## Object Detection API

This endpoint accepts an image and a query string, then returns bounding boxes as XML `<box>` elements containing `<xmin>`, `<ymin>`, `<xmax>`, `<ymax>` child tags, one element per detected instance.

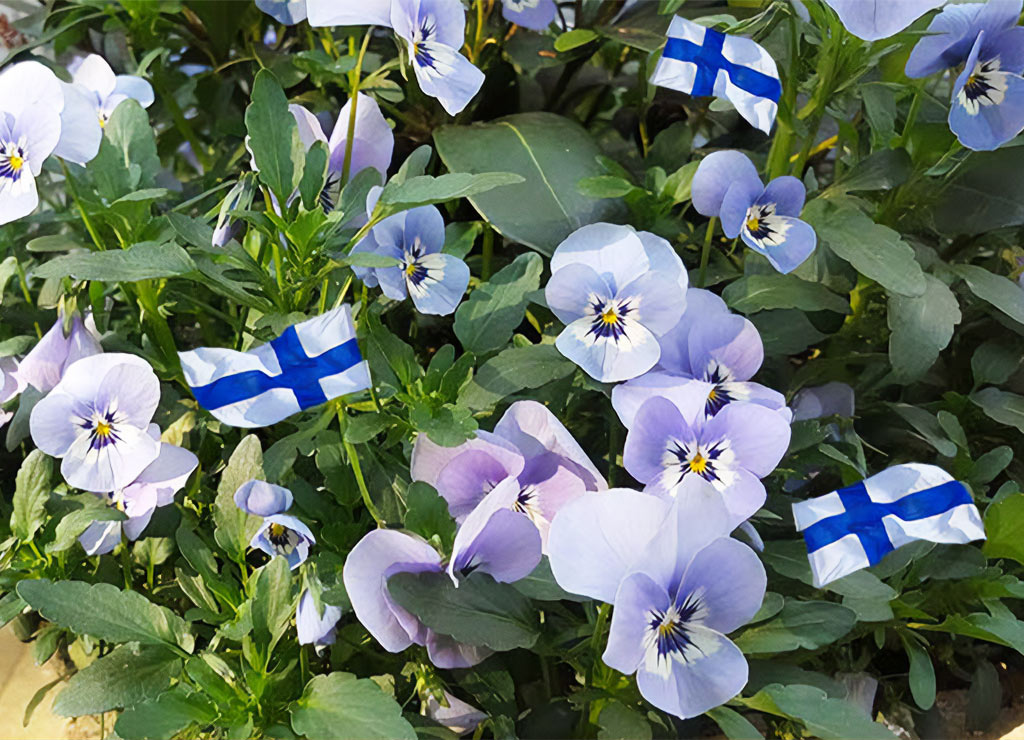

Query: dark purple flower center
<box><xmin>701</xmin><ymin>365</ymin><xmax>735</xmax><ymax>416</ymax></box>
<box><xmin>648</xmin><ymin>592</ymin><xmax>704</xmax><ymax>663</ymax></box>
<box><xmin>671</xmin><ymin>439</ymin><xmax>724</xmax><ymax>483</ymax></box>
<box><xmin>79</xmin><ymin>406</ymin><xmax>125</xmax><ymax>451</ymax></box>
<box><xmin>960</xmin><ymin>57</ymin><xmax>1007</xmax><ymax>113</ymax></box>
<box><xmin>267</xmin><ymin>522</ymin><xmax>301</xmax><ymax>555</ymax></box>
<box><xmin>586</xmin><ymin>297</ymin><xmax>633</xmax><ymax>343</ymax></box>
<box><xmin>413</xmin><ymin>17</ymin><xmax>438</xmax><ymax>69</ymax></box>
<box><xmin>0</xmin><ymin>140</ymin><xmax>27</xmax><ymax>183</ymax></box>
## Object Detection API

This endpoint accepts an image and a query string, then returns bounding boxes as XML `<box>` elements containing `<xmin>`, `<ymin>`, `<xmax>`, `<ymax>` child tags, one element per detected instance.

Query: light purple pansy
<box><xmin>251</xmin><ymin>514</ymin><xmax>315</xmax><ymax>569</ymax></box>
<box><xmin>824</xmin><ymin>0</ymin><xmax>944</xmax><ymax>41</ymax></box>
<box><xmin>791</xmin><ymin>381</ymin><xmax>855</xmax><ymax>421</ymax></box>
<box><xmin>622</xmin><ymin>394</ymin><xmax>791</xmax><ymax>524</ymax></box>
<box><xmin>296</xmin><ymin>589</ymin><xmax>342</xmax><ymax>653</ymax></box>
<box><xmin>424</xmin><ymin>691</ymin><xmax>487</xmax><ymax>736</ymax></box>
<box><xmin>446</xmin><ymin>476</ymin><xmax>543</xmax><ymax>584</ymax></box>
<box><xmin>15</xmin><ymin>310</ymin><xmax>102</xmax><ymax>393</ymax></box>
<box><xmin>411</xmin><ymin>400</ymin><xmax>602</xmax><ymax>549</ymax></box>
<box><xmin>612</xmin><ymin>288</ymin><xmax>790</xmax><ymax>428</ymax></box>
<box><xmin>545</xmin><ymin>223</ymin><xmax>689</xmax><ymax>383</ymax></box>
<box><xmin>502</xmin><ymin>0</ymin><xmax>557</xmax><ymax>31</ymax></box>
<box><xmin>67</xmin><ymin>54</ymin><xmax>154</xmax><ymax>128</ymax></box>
<box><xmin>0</xmin><ymin>356</ymin><xmax>26</xmax><ymax>429</ymax></box>
<box><xmin>79</xmin><ymin>429</ymin><xmax>198</xmax><ymax>555</ymax></box>
<box><xmin>691</xmin><ymin>151</ymin><xmax>816</xmax><ymax>274</ymax></box>
<box><xmin>256</xmin><ymin>0</ymin><xmax>308</xmax><ymax>25</ymax></box>
<box><xmin>234</xmin><ymin>479</ymin><xmax>294</xmax><ymax>517</ymax></box>
<box><xmin>352</xmin><ymin>194</ymin><xmax>470</xmax><ymax>315</ymax></box>
<box><xmin>906</xmin><ymin>0</ymin><xmax>1024</xmax><ymax>151</ymax></box>
<box><xmin>30</xmin><ymin>353</ymin><xmax>161</xmax><ymax>493</ymax></box>
<box><xmin>343</xmin><ymin>528</ymin><xmax>492</xmax><ymax>668</ymax></box>
<box><xmin>306</xmin><ymin>0</ymin><xmax>393</xmax><ymax>27</ymax></box>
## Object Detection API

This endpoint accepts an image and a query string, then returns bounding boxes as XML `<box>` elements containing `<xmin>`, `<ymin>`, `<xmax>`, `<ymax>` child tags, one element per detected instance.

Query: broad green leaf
<box><xmin>245</xmin><ymin>69</ymin><xmax>303</xmax><ymax>204</ymax></box>
<box><xmin>748</xmin><ymin>309</ymin><xmax>827</xmax><ymax>357</ymax></box>
<box><xmin>971</xmin><ymin>341</ymin><xmax>1021</xmax><ymax>387</ymax></box>
<box><xmin>734</xmin><ymin>599</ymin><xmax>856</xmax><ymax>653</ymax></box>
<box><xmin>705</xmin><ymin>706</ymin><xmax>764</xmax><ymax>739</ymax></box>
<box><xmin>53</xmin><ymin>643</ymin><xmax>180</xmax><ymax>716</ymax></box>
<box><xmin>887</xmin><ymin>274</ymin><xmax>961</xmax><ymax>380</ymax></box>
<box><xmin>826</xmin><ymin>149</ymin><xmax>911</xmax><ymax>195</ymax></box>
<box><xmin>458</xmin><ymin>343</ymin><xmax>575</xmax><ymax>411</ymax></box>
<box><xmin>378</xmin><ymin>172</ymin><xmax>524</xmax><ymax>213</ymax></box>
<box><xmin>11</xmin><ymin>449</ymin><xmax>52</xmax><ymax>542</ymax></box>
<box><xmin>33</xmin><ymin>242</ymin><xmax>197</xmax><ymax>282</ymax></box>
<box><xmin>299</xmin><ymin>140</ymin><xmax>330</xmax><ymax>212</ymax></box>
<box><xmin>967</xmin><ymin>661</ymin><xmax>1002</xmax><ymax>731</ymax></box>
<box><xmin>17</xmin><ymin>579</ymin><xmax>194</xmax><ymax>653</ymax></box>
<box><xmin>931</xmin><ymin>147</ymin><xmax>1024</xmax><ymax>234</ymax></box>
<box><xmin>454</xmin><ymin>253</ymin><xmax>543</xmax><ymax>354</ymax></box>
<box><xmin>983</xmin><ymin>494</ymin><xmax>1024</xmax><ymax>565</ymax></box>
<box><xmin>803</xmin><ymin>198</ymin><xmax>926</xmax><ymax>297</ymax></box>
<box><xmin>970</xmin><ymin>388</ymin><xmax>1024</xmax><ymax>435</ymax></box>
<box><xmin>901</xmin><ymin>635</ymin><xmax>936</xmax><ymax>710</ymax></box>
<box><xmin>115</xmin><ymin>685</ymin><xmax>218</xmax><ymax>740</ymax></box>
<box><xmin>723</xmin><ymin>274</ymin><xmax>850</xmax><ymax>315</ymax></box>
<box><xmin>577</xmin><ymin>175</ymin><xmax>637</xmax><ymax>198</ymax></box>
<box><xmin>513</xmin><ymin>557</ymin><xmax>587</xmax><ymax>602</ymax></box>
<box><xmin>890</xmin><ymin>403</ymin><xmax>957</xmax><ymax>457</ymax></box>
<box><xmin>554</xmin><ymin>28</ymin><xmax>599</xmax><ymax>51</ymax></box>
<box><xmin>388</xmin><ymin>571</ymin><xmax>540</xmax><ymax>650</ymax></box>
<box><xmin>48</xmin><ymin>506</ymin><xmax>126</xmax><ymax>553</ymax></box>
<box><xmin>403</xmin><ymin>482</ymin><xmax>456</xmax><ymax>551</ymax></box>
<box><xmin>744</xmin><ymin>684</ymin><xmax>897</xmax><ymax>740</ymax></box>
<box><xmin>434</xmin><ymin>113</ymin><xmax>624</xmax><ymax>255</ymax></box>
<box><xmin>0</xmin><ymin>591</ymin><xmax>27</xmax><ymax>628</ymax></box>
<box><xmin>214</xmin><ymin>435</ymin><xmax>264</xmax><ymax>561</ymax></box>
<box><xmin>101</xmin><ymin>99</ymin><xmax>160</xmax><ymax>193</ymax></box>
<box><xmin>597</xmin><ymin>701</ymin><xmax>652</xmax><ymax>740</ymax></box>
<box><xmin>954</xmin><ymin>264</ymin><xmax>1024</xmax><ymax>325</ymax></box>
<box><xmin>251</xmin><ymin>556</ymin><xmax>294</xmax><ymax>649</ymax></box>
<box><xmin>290</xmin><ymin>673</ymin><xmax>417</xmax><ymax>740</ymax></box>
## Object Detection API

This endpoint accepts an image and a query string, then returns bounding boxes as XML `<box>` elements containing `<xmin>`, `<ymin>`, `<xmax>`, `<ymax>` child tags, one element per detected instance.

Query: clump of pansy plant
<box><xmin>4</xmin><ymin>1</ymin><xmax>1024</xmax><ymax>738</ymax></box>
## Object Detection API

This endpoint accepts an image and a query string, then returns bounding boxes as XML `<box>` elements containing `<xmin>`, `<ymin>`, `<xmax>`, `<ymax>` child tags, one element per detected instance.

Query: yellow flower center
<box><xmin>689</xmin><ymin>452</ymin><xmax>708</xmax><ymax>475</ymax></box>
<box><xmin>707</xmin><ymin>387</ymin><xmax>718</xmax><ymax>401</ymax></box>
<box><xmin>8</xmin><ymin>154</ymin><xmax>23</xmax><ymax>172</ymax></box>
<box><xmin>404</xmin><ymin>262</ymin><xmax>418</xmax><ymax>277</ymax></box>
<box><xmin>269</xmin><ymin>522</ymin><xmax>286</xmax><ymax>538</ymax></box>
<box><xmin>745</xmin><ymin>216</ymin><xmax>760</xmax><ymax>233</ymax></box>
<box><xmin>600</xmin><ymin>307</ymin><xmax>620</xmax><ymax>325</ymax></box>
<box><xmin>94</xmin><ymin>420</ymin><xmax>113</xmax><ymax>438</ymax></box>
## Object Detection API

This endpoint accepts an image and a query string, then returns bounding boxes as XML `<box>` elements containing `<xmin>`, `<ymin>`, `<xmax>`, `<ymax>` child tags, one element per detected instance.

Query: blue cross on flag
<box><xmin>793</xmin><ymin>464</ymin><xmax>985</xmax><ymax>587</ymax></box>
<box><xmin>179</xmin><ymin>305</ymin><xmax>371</xmax><ymax>428</ymax></box>
<box><xmin>650</xmin><ymin>15</ymin><xmax>782</xmax><ymax>134</ymax></box>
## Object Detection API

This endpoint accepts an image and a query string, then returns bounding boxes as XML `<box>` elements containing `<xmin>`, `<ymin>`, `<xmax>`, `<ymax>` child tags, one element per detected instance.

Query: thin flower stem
<box><xmin>698</xmin><ymin>216</ymin><xmax>717</xmax><ymax>289</ymax></box>
<box><xmin>341</xmin><ymin>29</ymin><xmax>374</xmax><ymax>187</ymax></box>
<box><xmin>481</xmin><ymin>225</ymin><xmax>494</xmax><ymax>280</ymax></box>
<box><xmin>336</xmin><ymin>402</ymin><xmax>385</xmax><ymax>527</ymax></box>
<box><xmin>897</xmin><ymin>79</ymin><xmax>926</xmax><ymax>149</ymax></box>
<box><xmin>578</xmin><ymin>602</ymin><xmax>611</xmax><ymax>735</ymax></box>
<box><xmin>59</xmin><ymin>159</ymin><xmax>105</xmax><ymax>251</ymax></box>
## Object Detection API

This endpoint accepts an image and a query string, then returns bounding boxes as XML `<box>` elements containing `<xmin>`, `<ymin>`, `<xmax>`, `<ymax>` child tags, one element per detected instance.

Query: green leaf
<box><xmin>887</xmin><ymin>274</ymin><xmax>961</xmax><ymax>380</ymax></box>
<box><xmin>290</xmin><ymin>673</ymin><xmax>417</xmax><ymax>740</ymax></box>
<box><xmin>554</xmin><ymin>28</ymin><xmax>599</xmax><ymax>51</ymax></box>
<box><xmin>0</xmin><ymin>591</ymin><xmax>27</xmax><ymax>628</ymax></box>
<box><xmin>971</xmin><ymin>341</ymin><xmax>1021</xmax><ymax>387</ymax></box>
<box><xmin>803</xmin><ymin>198</ymin><xmax>926</xmax><ymax>297</ymax></box>
<box><xmin>115</xmin><ymin>685</ymin><xmax>217</xmax><ymax>740</ymax></box>
<box><xmin>404</xmin><ymin>482</ymin><xmax>456</xmax><ymax>551</ymax></box>
<box><xmin>11</xmin><ymin>449</ymin><xmax>52</xmax><ymax>542</ymax></box>
<box><xmin>901</xmin><ymin>634</ymin><xmax>936</xmax><ymax>710</ymax></box>
<box><xmin>967</xmin><ymin>661</ymin><xmax>1002</xmax><ymax>731</ymax></box>
<box><xmin>513</xmin><ymin>557</ymin><xmax>587</xmax><ymax>602</ymax></box>
<box><xmin>705</xmin><ymin>706</ymin><xmax>764</xmax><ymax>739</ymax></box>
<box><xmin>16</xmin><ymin>579</ymin><xmax>194</xmax><ymax>653</ymax></box>
<box><xmin>723</xmin><ymin>274</ymin><xmax>850</xmax><ymax>315</ymax></box>
<box><xmin>214</xmin><ymin>435</ymin><xmax>264</xmax><ymax>561</ymax></box>
<box><xmin>458</xmin><ymin>343</ymin><xmax>575</xmax><ymax>411</ymax></box>
<box><xmin>434</xmin><ymin>113</ymin><xmax>624</xmax><ymax>255</ymax></box>
<box><xmin>596</xmin><ymin>701</ymin><xmax>652</xmax><ymax>740</ymax></box>
<box><xmin>890</xmin><ymin>403</ymin><xmax>957</xmax><ymax>456</ymax></box>
<box><xmin>748</xmin><ymin>309</ymin><xmax>826</xmax><ymax>357</ymax></box>
<box><xmin>454</xmin><ymin>253</ymin><xmax>543</xmax><ymax>354</ymax></box>
<box><xmin>48</xmin><ymin>506</ymin><xmax>126</xmax><ymax>553</ymax></box>
<box><xmin>336</xmin><ymin>252</ymin><xmax>401</xmax><ymax>269</ymax></box>
<box><xmin>378</xmin><ymin>172</ymin><xmax>524</xmax><ymax>213</ymax></box>
<box><xmin>577</xmin><ymin>175</ymin><xmax>637</xmax><ymax>199</ymax></box>
<box><xmin>102</xmin><ymin>99</ymin><xmax>160</xmax><ymax>193</ymax></box>
<box><xmin>245</xmin><ymin>69</ymin><xmax>303</xmax><ymax>204</ymax></box>
<box><xmin>970</xmin><ymin>388</ymin><xmax>1024</xmax><ymax>435</ymax></box>
<box><xmin>734</xmin><ymin>599</ymin><xmax>857</xmax><ymax>653</ymax></box>
<box><xmin>251</xmin><ymin>556</ymin><xmax>294</xmax><ymax>648</ymax></box>
<box><xmin>300</xmin><ymin>140</ymin><xmax>330</xmax><ymax>212</ymax></box>
<box><xmin>953</xmin><ymin>264</ymin><xmax>1024</xmax><ymax>325</ymax></box>
<box><xmin>53</xmin><ymin>643</ymin><xmax>180</xmax><ymax>716</ymax></box>
<box><xmin>931</xmin><ymin>147</ymin><xmax>1024</xmax><ymax>234</ymax></box>
<box><xmin>745</xmin><ymin>684</ymin><xmax>897</xmax><ymax>740</ymax></box>
<box><xmin>33</xmin><ymin>242</ymin><xmax>197</xmax><ymax>282</ymax></box>
<box><xmin>388</xmin><ymin>571</ymin><xmax>540</xmax><ymax>651</ymax></box>
<box><xmin>983</xmin><ymin>494</ymin><xmax>1024</xmax><ymax>565</ymax></box>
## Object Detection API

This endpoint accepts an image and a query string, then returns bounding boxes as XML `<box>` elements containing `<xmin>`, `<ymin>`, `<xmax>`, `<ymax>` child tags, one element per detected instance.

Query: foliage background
<box><xmin>1</xmin><ymin>0</ymin><xmax>1024</xmax><ymax>738</ymax></box>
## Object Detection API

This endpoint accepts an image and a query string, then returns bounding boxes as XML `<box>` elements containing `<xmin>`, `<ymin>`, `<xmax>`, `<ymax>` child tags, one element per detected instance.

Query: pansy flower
<box><xmin>823</xmin><ymin>0</ymin><xmax>944</xmax><ymax>41</ymax></box>
<box><xmin>548</xmin><ymin>481</ymin><xmax>766</xmax><ymax>719</ymax></box>
<box><xmin>296</xmin><ymin>589</ymin><xmax>342</xmax><ymax>654</ymax></box>
<box><xmin>412</xmin><ymin>400</ymin><xmax>603</xmax><ymax>549</ymax></box>
<box><xmin>234</xmin><ymin>480</ymin><xmax>315</xmax><ymax>569</ymax></box>
<box><xmin>344</xmin><ymin>528</ymin><xmax>493</xmax><ymax>668</ymax></box>
<box><xmin>30</xmin><ymin>353</ymin><xmax>161</xmax><ymax>493</ymax></box>
<box><xmin>352</xmin><ymin>195</ymin><xmax>470</xmax><ymax>316</ymax></box>
<box><xmin>691</xmin><ymin>151</ymin><xmax>816</xmax><ymax>274</ymax></box>
<box><xmin>612</xmin><ymin>288</ymin><xmax>790</xmax><ymax>427</ymax></box>
<box><xmin>501</xmin><ymin>0</ymin><xmax>557</xmax><ymax>31</ymax></box>
<box><xmin>67</xmin><ymin>54</ymin><xmax>154</xmax><ymax>128</ymax></box>
<box><xmin>256</xmin><ymin>0</ymin><xmax>308</xmax><ymax>24</ymax></box>
<box><xmin>79</xmin><ymin>430</ymin><xmax>198</xmax><ymax>555</ymax></box>
<box><xmin>906</xmin><ymin>0</ymin><xmax>1024</xmax><ymax>150</ymax></box>
<box><xmin>15</xmin><ymin>310</ymin><xmax>102</xmax><ymax>394</ymax></box>
<box><xmin>623</xmin><ymin>394</ymin><xmax>790</xmax><ymax>524</ymax></box>
<box><xmin>306</xmin><ymin>0</ymin><xmax>392</xmax><ymax>27</ymax></box>
<box><xmin>424</xmin><ymin>692</ymin><xmax>487</xmax><ymax>737</ymax></box>
<box><xmin>544</xmin><ymin>223</ymin><xmax>688</xmax><ymax>383</ymax></box>
<box><xmin>0</xmin><ymin>356</ymin><xmax>25</xmax><ymax>429</ymax></box>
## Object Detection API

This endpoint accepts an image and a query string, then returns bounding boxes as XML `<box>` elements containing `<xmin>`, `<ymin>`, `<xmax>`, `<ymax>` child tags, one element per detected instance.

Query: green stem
<box><xmin>59</xmin><ymin>160</ymin><xmax>104</xmax><ymax>251</ymax></box>
<box><xmin>480</xmin><ymin>225</ymin><xmax>494</xmax><ymax>280</ymax></box>
<box><xmin>697</xmin><ymin>217</ymin><xmax>717</xmax><ymax>289</ymax></box>
<box><xmin>336</xmin><ymin>403</ymin><xmax>385</xmax><ymax>526</ymax></box>
<box><xmin>341</xmin><ymin>29</ymin><xmax>374</xmax><ymax>187</ymax></box>
<box><xmin>578</xmin><ymin>603</ymin><xmax>611</xmax><ymax>735</ymax></box>
<box><xmin>896</xmin><ymin>79</ymin><xmax>926</xmax><ymax>149</ymax></box>
<box><xmin>136</xmin><ymin>280</ymin><xmax>180</xmax><ymax>374</ymax></box>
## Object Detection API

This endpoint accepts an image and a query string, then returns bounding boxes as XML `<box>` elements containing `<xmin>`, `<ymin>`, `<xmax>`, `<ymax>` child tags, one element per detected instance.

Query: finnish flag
<box><xmin>793</xmin><ymin>464</ymin><xmax>986</xmax><ymax>587</ymax></box>
<box><xmin>179</xmin><ymin>305</ymin><xmax>371</xmax><ymax>428</ymax></box>
<box><xmin>650</xmin><ymin>15</ymin><xmax>782</xmax><ymax>134</ymax></box>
